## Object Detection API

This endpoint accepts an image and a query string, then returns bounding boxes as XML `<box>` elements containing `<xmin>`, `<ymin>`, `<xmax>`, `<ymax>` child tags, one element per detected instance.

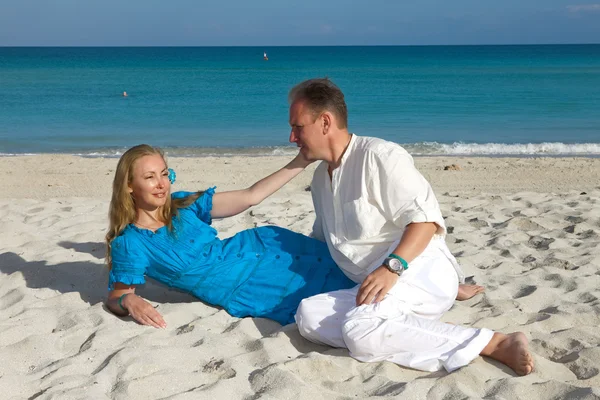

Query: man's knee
<box><xmin>341</xmin><ymin>316</ymin><xmax>380</xmax><ymax>358</ymax></box>
<box><xmin>295</xmin><ymin>297</ymin><xmax>322</xmax><ymax>339</ymax></box>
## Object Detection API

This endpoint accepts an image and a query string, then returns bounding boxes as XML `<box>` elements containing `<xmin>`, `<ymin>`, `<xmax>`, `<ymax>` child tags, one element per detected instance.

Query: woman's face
<box><xmin>128</xmin><ymin>154</ymin><xmax>170</xmax><ymax>211</ymax></box>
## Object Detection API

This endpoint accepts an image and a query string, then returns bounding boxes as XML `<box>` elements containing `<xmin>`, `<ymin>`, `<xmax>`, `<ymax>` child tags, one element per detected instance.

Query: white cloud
<box><xmin>567</xmin><ymin>4</ymin><xmax>600</xmax><ymax>12</ymax></box>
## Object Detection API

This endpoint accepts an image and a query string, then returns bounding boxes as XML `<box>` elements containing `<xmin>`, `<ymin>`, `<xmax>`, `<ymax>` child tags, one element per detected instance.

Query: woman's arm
<box><xmin>107</xmin><ymin>283</ymin><xmax>167</xmax><ymax>328</ymax></box>
<box><xmin>210</xmin><ymin>153</ymin><xmax>312</xmax><ymax>219</ymax></box>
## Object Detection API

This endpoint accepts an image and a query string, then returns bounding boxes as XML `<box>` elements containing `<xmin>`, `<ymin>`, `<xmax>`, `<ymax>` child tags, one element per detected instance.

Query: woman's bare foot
<box><xmin>456</xmin><ymin>284</ymin><xmax>485</xmax><ymax>301</ymax></box>
<box><xmin>481</xmin><ymin>332</ymin><xmax>534</xmax><ymax>376</ymax></box>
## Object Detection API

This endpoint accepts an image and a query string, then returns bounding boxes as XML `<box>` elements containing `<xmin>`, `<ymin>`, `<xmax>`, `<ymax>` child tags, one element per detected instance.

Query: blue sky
<box><xmin>1</xmin><ymin>0</ymin><xmax>599</xmax><ymax>46</ymax></box>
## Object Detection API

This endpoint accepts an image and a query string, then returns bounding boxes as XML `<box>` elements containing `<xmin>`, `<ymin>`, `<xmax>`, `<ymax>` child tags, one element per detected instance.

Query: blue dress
<box><xmin>109</xmin><ymin>188</ymin><xmax>356</xmax><ymax>325</ymax></box>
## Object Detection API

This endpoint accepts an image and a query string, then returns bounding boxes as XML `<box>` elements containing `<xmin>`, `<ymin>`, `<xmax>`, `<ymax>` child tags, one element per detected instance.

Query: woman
<box><xmin>105</xmin><ymin>144</ymin><xmax>356</xmax><ymax>327</ymax></box>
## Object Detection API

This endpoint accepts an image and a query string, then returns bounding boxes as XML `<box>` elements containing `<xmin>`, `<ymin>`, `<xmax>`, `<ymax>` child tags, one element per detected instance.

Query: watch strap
<box><xmin>388</xmin><ymin>253</ymin><xmax>409</xmax><ymax>270</ymax></box>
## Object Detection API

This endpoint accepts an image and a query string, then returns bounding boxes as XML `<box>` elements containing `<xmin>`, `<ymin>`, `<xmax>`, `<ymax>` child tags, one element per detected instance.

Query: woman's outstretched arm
<box><xmin>107</xmin><ymin>283</ymin><xmax>167</xmax><ymax>329</ymax></box>
<box><xmin>210</xmin><ymin>153</ymin><xmax>312</xmax><ymax>219</ymax></box>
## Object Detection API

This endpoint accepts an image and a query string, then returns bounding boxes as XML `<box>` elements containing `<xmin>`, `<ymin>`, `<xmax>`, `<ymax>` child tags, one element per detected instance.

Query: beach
<box><xmin>1</xmin><ymin>154</ymin><xmax>600</xmax><ymax>399</ymax></box>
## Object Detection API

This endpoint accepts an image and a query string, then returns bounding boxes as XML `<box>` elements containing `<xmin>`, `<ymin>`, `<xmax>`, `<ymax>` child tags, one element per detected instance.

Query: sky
<box><xmin>1</xmin><ymin>0</ymin><xmax>599</xmax><ymax>46</ymax></box>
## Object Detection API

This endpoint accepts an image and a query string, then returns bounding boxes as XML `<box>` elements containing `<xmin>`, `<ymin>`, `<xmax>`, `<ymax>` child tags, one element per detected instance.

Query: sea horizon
<box><xmin>2</xmin><ymin>43</ymin><xmax>599</xmax><ymax>47</ymax></box>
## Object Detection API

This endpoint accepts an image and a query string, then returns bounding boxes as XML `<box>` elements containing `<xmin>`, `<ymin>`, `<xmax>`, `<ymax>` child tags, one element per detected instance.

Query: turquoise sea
<box><xmin>1</xmin><ymin>45</ymin><xmax>599</xmax><ymax>156</ymax></box>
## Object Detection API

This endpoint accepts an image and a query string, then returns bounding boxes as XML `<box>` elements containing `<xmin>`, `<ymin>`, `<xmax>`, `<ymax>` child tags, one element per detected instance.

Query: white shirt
<box><xmin>311</xmin><ymin>134</ymin><xmax>465</xmax><ymax>283</ymax></box>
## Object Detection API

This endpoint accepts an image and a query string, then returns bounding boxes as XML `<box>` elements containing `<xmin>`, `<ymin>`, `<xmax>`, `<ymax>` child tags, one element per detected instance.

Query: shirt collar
<box><xmin>338</xmin><ymin>133</ymin><xmax>357</xmax><ymax>168</ymax></box>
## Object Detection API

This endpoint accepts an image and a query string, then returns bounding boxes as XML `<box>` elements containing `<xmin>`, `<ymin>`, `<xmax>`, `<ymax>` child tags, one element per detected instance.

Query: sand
<box><xmin>1</xmin><ymin>154</ymin><xmax>600</xmax><ymax>399</ymax></box>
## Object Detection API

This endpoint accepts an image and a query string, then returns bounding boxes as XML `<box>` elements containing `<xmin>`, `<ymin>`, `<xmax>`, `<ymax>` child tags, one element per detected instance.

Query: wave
<box><xmin>2</xmin><ymin>142</ymin><xmax>600</xmax><ymax>157</ymax></box>
<box><xmin>405</xmin><ymin>142</ymin><xmax>600</xmax><ymax>156</ymax></box>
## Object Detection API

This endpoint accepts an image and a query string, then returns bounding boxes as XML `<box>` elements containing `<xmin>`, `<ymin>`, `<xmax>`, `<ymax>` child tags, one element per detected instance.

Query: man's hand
<box><xmin>123</xmin><ymin>294</ymin><xmax>167</xmax><ymax>329</ymax></box>
<box><xmin>356</xmin><ymin>266</ymin><xmax>399</xmax><ymax>306</ymax></box>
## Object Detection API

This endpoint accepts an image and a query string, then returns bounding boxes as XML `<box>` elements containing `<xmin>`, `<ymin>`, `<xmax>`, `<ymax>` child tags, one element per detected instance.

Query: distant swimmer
<box><xmin>263</xmin><ymin>52</ymin><xmax>268</xmax><ymax>61</ymax></box>
<box><xmin>123</xmin><ymin>91</ymin><xmax>128</xmax><ymax>97</ymax></box>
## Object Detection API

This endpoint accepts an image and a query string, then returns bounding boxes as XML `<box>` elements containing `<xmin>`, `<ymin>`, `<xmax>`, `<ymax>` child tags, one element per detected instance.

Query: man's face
<box><xmin>289</xmin><ymin>100</ymin><xmax>324</xmax><ymax>161</ymax></box>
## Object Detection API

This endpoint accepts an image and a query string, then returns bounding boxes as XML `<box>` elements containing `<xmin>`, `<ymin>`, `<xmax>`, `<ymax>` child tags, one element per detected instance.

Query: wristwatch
<box><xmin>383</xmin><ymin>257</ymin><xmax>404</xmax><ymax>275</ymax></box>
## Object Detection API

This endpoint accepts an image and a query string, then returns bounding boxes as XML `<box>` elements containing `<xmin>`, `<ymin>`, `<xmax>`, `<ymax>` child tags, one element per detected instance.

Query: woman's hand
<box><xmin>122</xmin><ymin>294</ymin><xmax>167</xmax><ymax>329</ymax></box>
<box><xmin>290</xmin><ymin>150</ymin><xmax>314</xmax><ymax>169</ymax></box>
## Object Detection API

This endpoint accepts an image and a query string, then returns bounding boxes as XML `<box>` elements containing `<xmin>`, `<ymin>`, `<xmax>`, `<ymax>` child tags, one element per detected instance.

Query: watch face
<box><xmin>387</xmin><ymin>258</ymin><xmax>401</xmax><ymax>271</ymax></box>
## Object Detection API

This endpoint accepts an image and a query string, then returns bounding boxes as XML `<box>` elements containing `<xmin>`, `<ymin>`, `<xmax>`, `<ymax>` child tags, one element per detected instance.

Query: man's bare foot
<box><xmin>456</xmin><ymin>284</ymin><xmax>485</xmax><ymax>301</ymax></box>
<box><xmin>481</xmin><ymin>332</ymin><xmax>534</xmax><ymax>376</ymax></box>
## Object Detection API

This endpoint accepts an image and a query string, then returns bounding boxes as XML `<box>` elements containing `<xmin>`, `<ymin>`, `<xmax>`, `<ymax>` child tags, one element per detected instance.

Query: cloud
<box><xmin>567</xmin><ymin>4</ymin><xmax>600</xmax><ymax>12</ymax></box>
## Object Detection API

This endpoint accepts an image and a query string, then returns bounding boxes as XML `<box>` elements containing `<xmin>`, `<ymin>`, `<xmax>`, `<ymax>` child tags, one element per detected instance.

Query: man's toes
<box><xmin>518</xmin><ymin>350</ymin><xmax>534</xmax><ymax>375</ymax></box>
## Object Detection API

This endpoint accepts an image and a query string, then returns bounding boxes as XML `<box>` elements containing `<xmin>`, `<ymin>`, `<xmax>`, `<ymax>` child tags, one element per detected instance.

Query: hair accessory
<box><xmin>168</xmin><ymin>168</ymin><xmax>176</xmax><ymax>184</ymax></box>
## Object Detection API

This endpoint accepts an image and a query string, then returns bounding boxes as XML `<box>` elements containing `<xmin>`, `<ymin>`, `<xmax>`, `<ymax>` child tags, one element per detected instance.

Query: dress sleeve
<box><xmin>367</xmin><ymin>146</ymin><xmax>446</xmax><ymax>235</ymax></box>
<box><xmin>193</xmin><ymin>186</ymin><xmax>216</xmax><ymax>224</ymax></box>
<box><xmin>108</xmin><ymin>235</ymin><xmax>148</xmax><ymax>291</ymax></box>
<box><xmin>172</xmin><ymin>187</ymin><xmax>216</xmax><ymax>225</ymax></box>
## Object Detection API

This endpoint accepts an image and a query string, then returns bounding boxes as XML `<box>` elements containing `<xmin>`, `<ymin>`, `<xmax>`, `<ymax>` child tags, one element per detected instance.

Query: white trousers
<box><xmin>295</xmin><ymin>245</ymin><xmax>494</xmax><ymax>372</ymax></box>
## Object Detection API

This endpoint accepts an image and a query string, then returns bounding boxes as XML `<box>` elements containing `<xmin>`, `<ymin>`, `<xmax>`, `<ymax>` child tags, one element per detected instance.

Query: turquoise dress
<box><xmin>109</xmin><ymin>188</ymin><xmax>355</xmax><ymax>325</ymax></box>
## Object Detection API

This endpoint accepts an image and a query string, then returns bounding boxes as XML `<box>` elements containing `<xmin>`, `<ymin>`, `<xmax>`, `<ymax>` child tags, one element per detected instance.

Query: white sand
<box><xmin>1</xmin><ymin>155</ymin><xmax>600</xmax><ymax>399</ymax></box>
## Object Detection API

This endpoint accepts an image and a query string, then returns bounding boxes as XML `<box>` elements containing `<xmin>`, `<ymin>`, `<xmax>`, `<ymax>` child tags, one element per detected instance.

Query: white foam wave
<box><xmin>407</xmin><ymin>142</ymin><xmax>600</xmax><ymax>156</ymax></box>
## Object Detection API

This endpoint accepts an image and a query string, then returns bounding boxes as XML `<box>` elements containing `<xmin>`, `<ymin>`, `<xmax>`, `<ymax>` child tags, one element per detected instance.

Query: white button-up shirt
<box><xmin>311</xmin><ymin>134</ymin><xmax>464</xmax><ymax>283</ymax></box>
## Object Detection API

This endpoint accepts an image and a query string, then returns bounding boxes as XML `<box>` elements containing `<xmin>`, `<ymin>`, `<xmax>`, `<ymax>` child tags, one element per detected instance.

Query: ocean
<box><xmin>1</xmin><ymin>45</ymin><xmax>599</xmax><ymax>156</ymax></box>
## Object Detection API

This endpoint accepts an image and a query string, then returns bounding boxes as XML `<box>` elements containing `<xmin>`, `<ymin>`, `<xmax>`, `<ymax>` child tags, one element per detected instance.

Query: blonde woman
<box><xmin>105</xmin><ymin>144</ymin><xmax>355</xmax><ymax>327</ymax></box>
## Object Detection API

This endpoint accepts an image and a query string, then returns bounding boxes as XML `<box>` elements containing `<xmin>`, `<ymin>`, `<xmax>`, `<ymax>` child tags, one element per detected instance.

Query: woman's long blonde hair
<box><xmin>105</xmin><ymin>144</ymin><xmax>201</xmax><ymax>269</ymax></box>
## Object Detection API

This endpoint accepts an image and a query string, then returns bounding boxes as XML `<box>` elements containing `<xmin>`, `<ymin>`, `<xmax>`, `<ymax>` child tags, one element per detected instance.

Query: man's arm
<box><xmin>356</xmin><ymin>222</ymin><xmax>436</xmax><ymax>306</ymax></box>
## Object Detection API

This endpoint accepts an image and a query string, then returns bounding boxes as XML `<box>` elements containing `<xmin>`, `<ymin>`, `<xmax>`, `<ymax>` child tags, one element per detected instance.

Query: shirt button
<box><xmin>203</xmin><ymin>253</ymin><xmax>208</xmax><ymax>257</ymax></box>
<box><xmin>318</xmin><ymin>257</ymin><xmax>322</xmax><ymax>262</ymax></box>
<box><xmin>190</xmin><ymin>239</ymin><xmax>195</xmax><ymax>243</ymax></box>
<box><xmin>256</xmin><ymin>254</ymin><xmax>261</xmax><ymax>258</ymax></box>
<box><xmin>218</xmin><ymin>256</ymin><xmax>222</xmax><ymax>260</ymax></box>
<box><xmin>237</xmin><ymin>254</ymin><xmax>242</xmax><ymax>258</ymax></box>
<box><xmin>275</xmin><ymin>255</ymin><xmax>280</xmax><ymax>259</ymax></box>
<box><xmin>295</xmin><ymin>256</ymin><xmax>300</xmax><ymax>260</ymax></box>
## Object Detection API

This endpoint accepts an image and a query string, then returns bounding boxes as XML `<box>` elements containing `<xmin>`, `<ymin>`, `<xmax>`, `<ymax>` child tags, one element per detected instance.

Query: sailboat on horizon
<box><xmin>263</xmin><ymin>51</ymin><xmax>268</xmax><ymax>61</ymax></box>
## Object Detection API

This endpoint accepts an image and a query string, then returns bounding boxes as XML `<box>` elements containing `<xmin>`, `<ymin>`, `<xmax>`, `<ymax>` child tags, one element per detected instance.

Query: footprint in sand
<box><xmin>567</xmin><ymin>360</ymin><xmax>600</xmax><ymax>380</ymax></box>
<box><xmin>468</xmin><ymin>217</ymin><xmax>489</xmax><ymax>228</ymax></box>
<box><xmin>577</xmin><ymin>229</ymin><xmax>598</xmax><ymax>239</ymax></box>
<box><xmin>544</xmin><ymin>257</ymin><xmax>578</xmax><ymax>271</ymax></box>
<box><xmin>514</xmin><ymin>285</ymin><xmax>537</xmax><ymax>299</ymax></box>
<box><xmin>527</xmin><ymin>236</ymin><xmax>554</xmax><ymax>250</ymax></box>
<box><xmin>243</xmin><ymin>339</ymin><xmax>265</xmax><ymax>353</ymax></box>
<box><xmin>201</xmin><ymin>358</ymin><xmax>236</xmax><ymax>379</ymax></box>
<box><xmin>176</xmin><ymin>323</ymin><xmax>195</xmax><ymax>335</ymax></box>
<box><xmin>539</xmin><ymin>306</ymin><xmax>560</xmax><ymax>314</ymax></box>
<box><xmin>524</xmin><ymin>313</ymin><xmax>551</xmax><ymax>324</ymax></box>
<box><xmin>565</xmin><ymin>216</ymin><xmax>584</xmax><ymax>224</ymax></box>
<box><xmin>577</xmin><ymin>292</ymin><xmax>597</xmax><ymax>304</ymax></box>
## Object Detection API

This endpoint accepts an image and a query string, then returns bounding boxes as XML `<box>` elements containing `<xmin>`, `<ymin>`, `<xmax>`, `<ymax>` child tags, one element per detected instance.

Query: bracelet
<box><xmin>118</xmin><ymin>293</ymin><xmax>131</xmax><ymax>311</ymax></box>
<box><xmin>388</xmin><ymin>253</ymin><xmax>409</xmax><ymax>270</ymax></box>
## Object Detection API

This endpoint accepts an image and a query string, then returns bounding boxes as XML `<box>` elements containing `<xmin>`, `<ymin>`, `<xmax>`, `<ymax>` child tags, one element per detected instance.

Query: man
<box><xmin>289</xmin><ymin>78</ymin><xmax>533</xmax><ymax>375</ymax></box>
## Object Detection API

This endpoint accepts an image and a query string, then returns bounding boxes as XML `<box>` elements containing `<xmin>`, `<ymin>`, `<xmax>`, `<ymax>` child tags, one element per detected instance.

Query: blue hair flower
<box><xmin>168</xmin><ymin>168</ymin><xmax>176</xmax><ymax>184</ymax></box>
